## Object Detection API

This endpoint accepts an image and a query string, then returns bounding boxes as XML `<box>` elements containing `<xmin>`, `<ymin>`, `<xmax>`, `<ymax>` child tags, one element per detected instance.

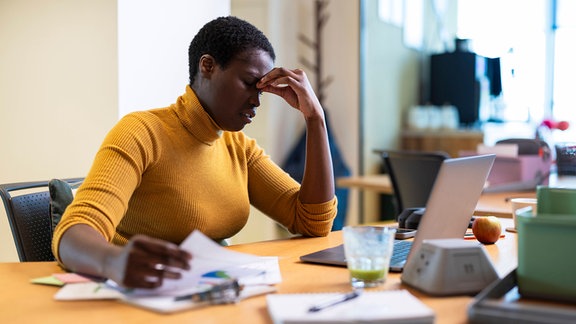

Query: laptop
<box><xmin>300</xmin><ymin>154</ymin><xmax>496</xmax><ymax>272</ymax></box>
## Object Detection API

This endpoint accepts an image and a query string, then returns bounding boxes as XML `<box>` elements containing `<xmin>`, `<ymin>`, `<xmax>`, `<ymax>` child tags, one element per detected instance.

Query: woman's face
<box><xmin>199</xmin><ymin>49</ymin><xmax>274</xmax><ymax>131</ymax></box>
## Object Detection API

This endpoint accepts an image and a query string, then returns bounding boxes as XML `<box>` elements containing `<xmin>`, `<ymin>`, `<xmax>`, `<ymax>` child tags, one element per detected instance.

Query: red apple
<box><xmin>472</xmin><ymin>216</ymin><xmax>502</xmax><ymax>244</ymax></box>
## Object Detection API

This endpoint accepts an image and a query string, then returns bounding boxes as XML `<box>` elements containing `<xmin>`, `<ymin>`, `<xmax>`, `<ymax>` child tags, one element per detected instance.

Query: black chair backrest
<box><xmin>0</xmin><ymin>178</ymin><xmax>82</xmax><ymax>262</ymax></box>
<box><xmin>380</xmin><ymin>150</ymin><xmax>449</xmax><ymax>216</ymax></box>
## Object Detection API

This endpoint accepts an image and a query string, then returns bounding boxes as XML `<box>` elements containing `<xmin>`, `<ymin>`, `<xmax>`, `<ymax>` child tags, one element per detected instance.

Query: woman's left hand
<box><xmin>257</xmin><ymin>67</ymin><xmax>323</xmax><ymax>119</ymax></box>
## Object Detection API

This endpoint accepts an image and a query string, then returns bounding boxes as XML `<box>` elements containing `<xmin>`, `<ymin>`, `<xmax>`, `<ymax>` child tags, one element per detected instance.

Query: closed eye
<box><xmin>243</xmin><ymin>79</ymin><xmax>262</xmax><ymax>96</ymax></box>
<box><xmin>243</xmin><ymin>79</ymin><xmax>257</xmax><ymax>88</ymax></box>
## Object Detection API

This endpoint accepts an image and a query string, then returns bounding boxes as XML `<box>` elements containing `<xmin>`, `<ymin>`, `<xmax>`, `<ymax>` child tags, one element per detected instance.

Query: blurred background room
<box><xmin>1</xmin><ymin>0</ymin><xmax>574</xmax><ymax>261</ymax></box>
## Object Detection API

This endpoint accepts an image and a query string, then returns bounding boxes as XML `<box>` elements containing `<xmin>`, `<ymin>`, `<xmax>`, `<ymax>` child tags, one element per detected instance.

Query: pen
<box><xmin>308</xmin><ymin>290</ymin><xmax>361</xmax><ymax>313</ymax></box>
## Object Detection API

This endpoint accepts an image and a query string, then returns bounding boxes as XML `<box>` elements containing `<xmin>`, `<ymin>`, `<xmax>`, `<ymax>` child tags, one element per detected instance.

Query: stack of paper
<box><xmin>53</xmin><ymin>230</ymin><xmax>281</xmax><ymax>313</ymax></box>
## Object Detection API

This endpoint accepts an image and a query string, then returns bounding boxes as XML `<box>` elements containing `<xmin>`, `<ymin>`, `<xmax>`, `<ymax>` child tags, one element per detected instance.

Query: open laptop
<box><xmin>300</xmin><ymin>154</ymin><xmax>496</xmax><ymax>272</ymax></box>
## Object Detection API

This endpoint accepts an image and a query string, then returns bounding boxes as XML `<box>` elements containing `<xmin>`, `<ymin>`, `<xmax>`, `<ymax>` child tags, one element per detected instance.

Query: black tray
<box><xmin>468</xmin><ymin>269</ymin><xmax>576</xmax><ymax>324</ymax></box>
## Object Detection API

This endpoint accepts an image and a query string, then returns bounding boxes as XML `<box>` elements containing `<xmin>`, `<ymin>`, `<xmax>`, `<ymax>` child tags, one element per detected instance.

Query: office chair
<box><xmin>0</xmin><ymin>178</ymin><xmax>83</xmax><ymax>262</ymax></box>
<box><xmin>378</xmin><ymin>150</ymin><xmax>449</xmax><ymax>218</ymax></box>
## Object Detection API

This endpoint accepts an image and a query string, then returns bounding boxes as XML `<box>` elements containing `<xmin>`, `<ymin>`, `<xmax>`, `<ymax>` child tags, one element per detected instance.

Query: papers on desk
<box><xmin>125</xmin><ymin>230</ymin><xmax>281</xmax><ymax>298</ymax></box>
<box><xmin>266</xmin><ymin>290</ymin><xmax>435</xmax><ymax>323</ymax></box>
<box><xmin>53</xmin><ymin>230</ymin><xmax>281</xmax><ymax>313</ymax></box>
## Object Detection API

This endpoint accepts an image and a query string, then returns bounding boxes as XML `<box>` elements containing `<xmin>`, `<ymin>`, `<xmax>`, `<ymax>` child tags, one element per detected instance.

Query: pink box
<box><xmin>487</xmin><ymin>155</ymin><xmax>551</xmax><ymax>186</ymax></box>
<box><xmin>460</xmin><ymin>152</ymin><xmax>552</xmax><ymax>188</ymax></box>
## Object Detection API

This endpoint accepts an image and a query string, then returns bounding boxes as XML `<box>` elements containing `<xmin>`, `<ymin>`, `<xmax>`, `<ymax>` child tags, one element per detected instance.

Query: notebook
<box><xmin>266</xmin><ymin>289</ymin><xmax>434</xmax><ymax>323</ymax></box>
<box><xmin>300</xmin><ymin>154</ymin><xmax>496</xmax><ymax>272</ymax></box>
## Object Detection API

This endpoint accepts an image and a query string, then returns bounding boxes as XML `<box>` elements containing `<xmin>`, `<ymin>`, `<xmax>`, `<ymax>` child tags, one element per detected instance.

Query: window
<box><xmin>552</xmin><ymin>0</ymin><xmax>576</xmax><ymax>142</ymax></box>
<box><xmin>458</xmin><ymin>0</ymin><xmax>575</xmax><ymax>142</ymax></box>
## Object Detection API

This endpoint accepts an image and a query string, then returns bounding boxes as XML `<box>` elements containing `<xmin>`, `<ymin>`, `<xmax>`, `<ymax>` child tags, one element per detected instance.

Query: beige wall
<box><xmin>0</xmin><ymin>0</ymin><xmax>118</xmax><ymax>261</ymax></box>
<box><xmin>316</xmin><ymin>0</ymin><xmax>361</xmax><ymax>225</ymax></box>
<box><xmin>360</xmin><ymin>0</ymin><xmax>458</xmax><ymax>222</ymax></box>
<box><xmin>0</xmin><ymin>0</ymin><xmax>118</xmax><ymax>183</ymax></box>
<box><xmin>361</xmin><ymin>0</ymin><xmax>421</xmax><ymax>222</ymax></box>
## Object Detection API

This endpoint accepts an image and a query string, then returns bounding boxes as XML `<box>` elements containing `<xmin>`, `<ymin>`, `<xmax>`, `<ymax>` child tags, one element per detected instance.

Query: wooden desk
<box><xmin>1</xmin><ymin>222</ymin><xmax>516</xmax><ymax>323</ymax></box>
<box><xmin>474</xmin><ymin>191</ymin><xmax>536</xmax><ymax>217</ymax></box>
<box><xmin>336</xmin><ymin>174</ymin><xmax>393</xmax><ymax>195</ymax></box>
<box><xmin>476</xmin><ymin>174</ymin><xmax>576</xmax><ymax>217</ymax></box>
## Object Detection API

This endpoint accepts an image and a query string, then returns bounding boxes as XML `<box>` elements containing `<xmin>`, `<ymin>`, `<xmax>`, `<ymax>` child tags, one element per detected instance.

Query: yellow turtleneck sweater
<box><xmin>52</xmin><ymin>86</ymin><xmax>337</xmax><ymax>261</ymax></box>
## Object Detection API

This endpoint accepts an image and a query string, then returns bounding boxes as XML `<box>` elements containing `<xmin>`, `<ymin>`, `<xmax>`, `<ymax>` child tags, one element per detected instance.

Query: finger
<box><xmin>259</xmin><ymin>85</ymin><xmax>299</xmax><ymax>109</ymax></box>
<box><xmin>121</xmin><ymin>241</ymin><xmax>179</xmax><ymax>288</ymax></box>
<box><xmin>259</xmin><ymin>84</ymin><xmax>289</xmax><ymax>96</ymax></box>
<box><xmin>259</xmin><ymin>74</ymin><xmax>300</xmax><ymax>97</ymax></box>
<box><xmin>257</xmin><ymin>67</ymin><xmax>282</xmax><ymax>86</ymax></box>
<box><xmin>132</xmin><ymin>236</ymin><xmax>192</xmax><ymax>270</ymax></box>
<box><xmin>152</xmin><ymin>263</ymin><xmax>185</xmax><ymax>280</ymax></box>
<box><xmin>257</xmin><ymin>67</ymin><xmax>299</xmax><ymax>88</ymax></box>
<box><xmin>122</xmin><ymin>254</ymin><xmax>166</xmax><ymax>288</ymax></box>
<box><xmin>260</xmin><ymin>75</ymin><xmax>299</xmax><ymax>91</ymax></box>
<box><xmin>162</xmin><ymin>269</ymin><xmax>183</xmax><ymax>280</ymax></box>
<box><xmin>124</xmin><ymin>274</ymin><xmax>163</xmax><ymax>289</ymax></box>
<box><xmin>122</xmin><ymin>266</ymin><xmax>164</xmax><ymax>289</ymax></box>
<box><xmin>144</xmin><ymin>263</ymin><xmax>185</xmax><ymax>285</ymax></box>
<box><xmin>144</xmin><ymin>254</ymin><xmax>190</xmax><ymax>279</ymax></box>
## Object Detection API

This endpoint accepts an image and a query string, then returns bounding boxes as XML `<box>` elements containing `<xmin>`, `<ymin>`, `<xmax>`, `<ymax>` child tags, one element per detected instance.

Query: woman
<box><xmin>52</xmin><ymin>16</ymin><xmax>337</xmax><ymax>289</ymax></box>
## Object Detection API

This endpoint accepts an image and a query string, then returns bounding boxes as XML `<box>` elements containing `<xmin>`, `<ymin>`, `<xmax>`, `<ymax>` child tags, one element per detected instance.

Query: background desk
<box><xmin>1</xmin><ymin>221</ymin><xmax>516</xmax><ymax>323</ymax></box>
<box><xmin>337</xmin><ymin>174</ymin><xmax>520</xmax><ymax>218</ymax></box>
<box><xmin>337</xmin><ymin>174</ymin><xmax>576</xmax><ymax>218</ymax></box>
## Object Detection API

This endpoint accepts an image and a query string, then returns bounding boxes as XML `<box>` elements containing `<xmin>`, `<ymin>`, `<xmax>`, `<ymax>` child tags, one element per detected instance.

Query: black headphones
<box><xmin>397</xmin><ymin>207</ymin><xmax>426</xmax><ymax>229</ymax></box>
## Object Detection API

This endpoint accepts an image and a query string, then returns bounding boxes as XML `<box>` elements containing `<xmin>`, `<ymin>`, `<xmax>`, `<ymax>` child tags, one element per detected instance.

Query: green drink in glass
<box><xmin>343</xmin><ymin>226</ymin><xmax>396</xmax><ymax>288</ymax></box>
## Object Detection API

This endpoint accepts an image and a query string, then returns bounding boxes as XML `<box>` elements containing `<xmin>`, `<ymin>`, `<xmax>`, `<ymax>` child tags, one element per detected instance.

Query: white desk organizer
<box><xmin>401</xmin><ymin>239</ymin><xmax>499</xmax><ymax>296</ymax></box>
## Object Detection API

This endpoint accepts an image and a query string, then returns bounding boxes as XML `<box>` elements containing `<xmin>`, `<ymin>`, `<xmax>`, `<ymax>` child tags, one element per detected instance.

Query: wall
<box><xmin>315</xmin><ymin>0</ymin><xmax>361</xmax><ymax>225</ymax></box>
<box><xmin>0</xmin><ymin>0</ymin><xmax>228</xmax><ymax>261</ymax></box>
<box><xmin>360</xmin><ymin>0</ymin><xmax>458</xmax><ymax>222</ymax></box>
<box><xmin>118</xmin><ymin>0</ymin><xmax>228</xmax><ymax>117</ymax></box>
<box><xmin>0</xmin><ymin>0</ymin><xmax>119</xmax><ymax>261</ymax></box>
<box><xmin>360</xmin><ymin>0</ymin><xmax>421</xmax><ymax>222</ymax></box>
<box><xmin>0</xmin><ymin>0</ymin><xmax>118</xmax><ymax>183</ymax></box>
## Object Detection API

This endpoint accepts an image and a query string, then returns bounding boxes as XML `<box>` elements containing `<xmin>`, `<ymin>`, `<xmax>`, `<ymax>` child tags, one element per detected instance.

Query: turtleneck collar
<box><xmin>173</xmin><ymin>85</ymin><xmax>223</xmax><ymax>145</ymax></box>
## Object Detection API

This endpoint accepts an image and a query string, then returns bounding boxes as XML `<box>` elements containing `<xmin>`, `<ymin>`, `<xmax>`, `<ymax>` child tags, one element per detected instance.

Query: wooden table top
<box><xmin>0</xmin><ymin>220</ymin><xmax>517</xmax><ymax>323</ymax></box>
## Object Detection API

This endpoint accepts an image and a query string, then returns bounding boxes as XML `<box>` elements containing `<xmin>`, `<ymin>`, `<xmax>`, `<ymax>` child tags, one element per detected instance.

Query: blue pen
<box><xmin>308</xmin><ymin>290</ymin><xmax>361</xmax><ymax>313</ymax></box>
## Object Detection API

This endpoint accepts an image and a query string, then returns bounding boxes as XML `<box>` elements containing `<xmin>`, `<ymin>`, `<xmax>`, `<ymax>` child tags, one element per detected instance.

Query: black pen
<box><xmin>308</xmin><ymin>290</ymin><xmax>361</xmax><ymax>313</ymax></box>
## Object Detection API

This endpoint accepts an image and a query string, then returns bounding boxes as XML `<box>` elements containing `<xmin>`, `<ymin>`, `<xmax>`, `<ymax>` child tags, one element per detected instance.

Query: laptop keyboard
<box><xmin>390</xmin><ymin>240</ymin><xmax>413</xmax><ymax>266</ymax></box>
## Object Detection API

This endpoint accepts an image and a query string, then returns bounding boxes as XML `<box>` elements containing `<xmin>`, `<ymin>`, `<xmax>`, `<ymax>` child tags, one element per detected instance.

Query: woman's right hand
<box><xmin>110</xmin><ymin>235</ymin><xmax>192</xmax><ymax>288</ymax></box>
<box><xmin>58</xmin><ymin>225</ymin><xmax>192</xmax><ymax>289</ymax></box>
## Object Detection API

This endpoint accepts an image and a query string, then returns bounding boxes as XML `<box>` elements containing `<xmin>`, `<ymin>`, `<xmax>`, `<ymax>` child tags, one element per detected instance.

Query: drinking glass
<box><xmin>342</xmin><ymin>226</ymin><xmax>396</xmax><ymax>289</ymax></box>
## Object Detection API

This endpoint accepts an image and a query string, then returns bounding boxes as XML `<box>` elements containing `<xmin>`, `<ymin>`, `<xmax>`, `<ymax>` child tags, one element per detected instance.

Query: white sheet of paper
<box><xmin>54</xmin><ymin>230</ymin><xmax>282</xmax><ymax>302</ymax></box>
<box><xmin>54</xmin><ymin>282</ymin><xmax>124</xmax><ymax>300</ymax></box>
<box><xmin>126</xmin><ymin>230</ymin><xmax>281</xmax><ymax>297</ymax></box>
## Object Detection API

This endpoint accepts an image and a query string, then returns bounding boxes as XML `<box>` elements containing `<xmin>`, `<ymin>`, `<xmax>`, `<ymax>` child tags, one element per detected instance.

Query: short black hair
<box><xmin>188</xmin><ymin>16</ymin><xmax>276</xmax><ymax>85</ymax></box>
